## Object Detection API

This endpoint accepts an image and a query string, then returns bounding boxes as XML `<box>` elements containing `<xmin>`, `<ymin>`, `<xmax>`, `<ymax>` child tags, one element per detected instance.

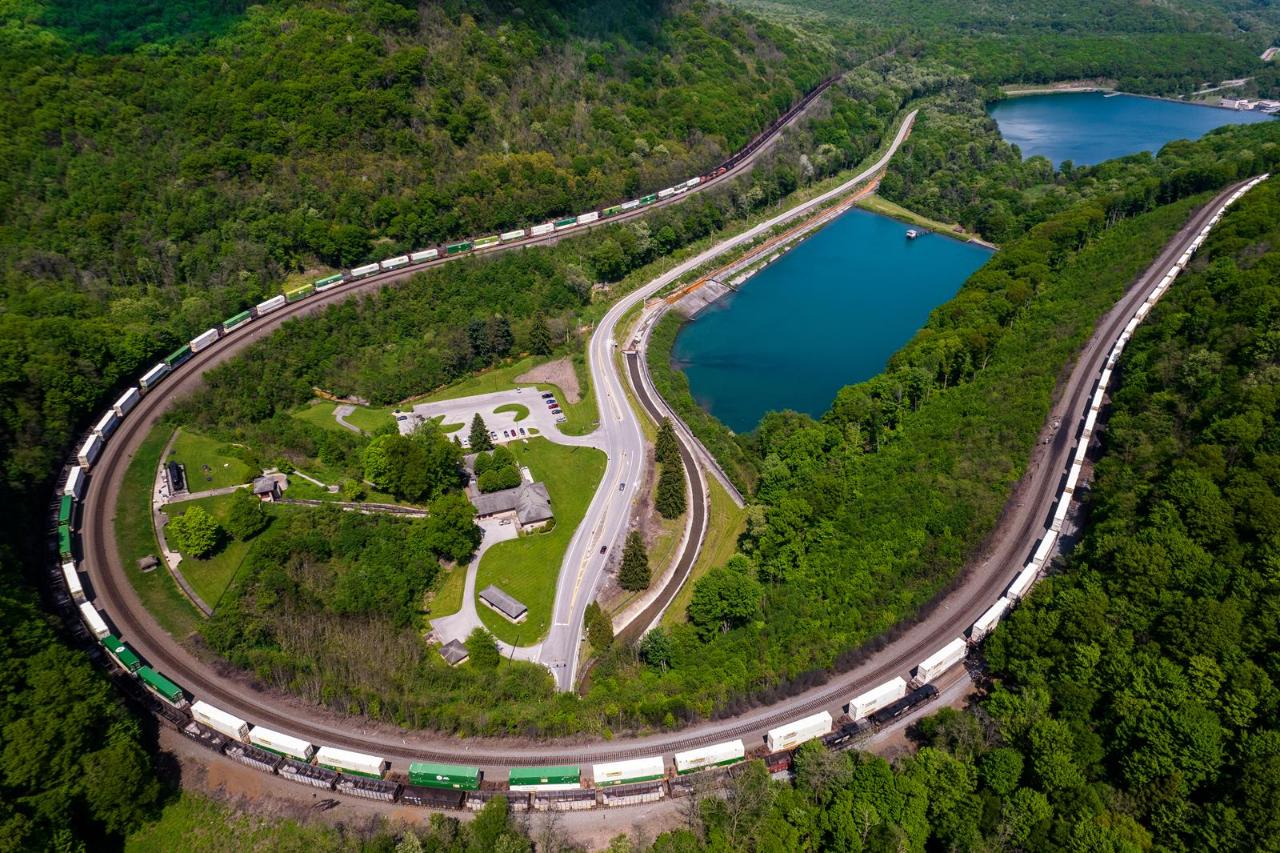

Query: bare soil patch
<box><xmin>515</xmin><ymin>357</ymin><xmax>580</xmax><ymax>403</ymax></box>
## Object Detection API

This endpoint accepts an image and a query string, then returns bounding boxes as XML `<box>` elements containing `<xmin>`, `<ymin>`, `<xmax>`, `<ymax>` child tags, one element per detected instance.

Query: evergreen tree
<box><xmin>584</xmin><ymin>602</ymin><xmax>613</xmax><ymax>650</ymax></box>
<box><xmin>529</xmin><ymin>314</ymin><xmax>553</xmax><ymax>355</ymax></box>
<box><xmin>655</xmin><ymin>417</ymin><xmax>680</xmax><ymax>466</ymax></box>
<box><xmin>619</xmin><ymin>530</ymin><xmax>651</xmax><ymax>591</ymax></box>
<box><xmin>469</xmin><ymin>413</ymin><xmax>493</xmax><ymax>451</ymax></box>
<box><xmin>655</xmin><ymin>453</ymin><xmax>687</xmax><ymax>519</ymax></box>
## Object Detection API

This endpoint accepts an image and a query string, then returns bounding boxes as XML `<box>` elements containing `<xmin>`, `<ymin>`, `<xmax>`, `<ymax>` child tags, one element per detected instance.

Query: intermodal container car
<box><xmin>101</xmin><ymin>635</ymin><xmax>142</xmax><ymax>672</ymax></box>
<box><xmin>64</xmin><ymin>465</ymin><xmax>85</xmax><ymax>500</ymax></box>
<box><xmin>639</xmin><ymin>194</ymin><xmax>657</xmax><ymax>205</ymax></box>
<box><xmin>601</xmin><ymin>205</ymin><xmax>623</xmax><ymax>217</ymax></box>
<box><xmin>553</xmin><ymin>217</ymin><xmax>577</xmax><ymax>231</ymax></box>
<box><xmin>78</xmin><ymin>433</ymin><xmax>103</xmax><ymax>469</ymax></box>
<box><xmin>529</xmin><ymin>223</ymin><xmax>555</xmax><ymax>237</ymax></box>
<box><xmin>314</xmin><ymin>274</ymin><xmax>344</xmax><ymax>290</ymax></box>
<box><xmin>284</xmin><ymin>283</ymin><xmax>315</xmax><ymax>302</ymax></box>
<box><xmin>473</xmin><ymin>235</ymin><xmax>500</xmax><ymax>249</ymax></box>
<box><xmin>379</xmin><ymin>255</ymin><xmax>410</xmax><ymax>271</ymax></box>
<box><xmin>315</xmin><ymin>746</ymin><xmax>386</xmax><ymax>779</ymax></box>
<box><xmin>114</xmin><ymin>387</ymin><xmax>142</xmax><ymax>418</ymax></box>
<box><xmin>1007</xmin><ymin>563</ymin><xmax>1040</xmax><ymax>601</ymax></box>
<box><xmin>766</xmin><ymin>711</ymin><xmax>831</xmax><ymax>752</ymax></box>
<box><xmin>912</xmin><ymin>639</ymin><xmax>967</xmax><ymax>687</ymax></box>
<box><xmin>138</xmin><ymin>666</ymin><xmax>185</xmax><ymax>705</ymax></box>
<box><xmin>351</xmin><ymin>263</ymin><xmax>381</xmax><ymax>278</ymax></box>
<box><xmin>850</xmin><ymin>677</ymin><xmax>907</xmax><ymax>721</ymax></box>
<box><xmin>189</xmin><ymin>327</ymin><xmax>221</xmax><ymax>352</ymax></box>
<box><xmin>248</xmin><ymin>725</ymin><xmax>315</xmax><ymax>761</ymax></box>
<box><xmin>58</xmin><ymin>494</ymin><xmax>73</xmax><ymax>526</ymax></box>
<box><xmin>445</xmin><ymin>242</ymin><xmax>472</xmax><ymax>255</ymax></box>
<box><xmin>139</xmin><ymin>362</ymin><xmax>170</xmax><ymax>393</ymax></box>
<box><xmin>222</xmin><ymin>310</ymin><xmax>252</xmax><ymax>333</ymax></box>
<box><xmin>500</xmin><ymin>229</ymin><xmax>527</xmax><ymax>242</ymax></box>
<box><xmin>58</xmin><ymin>524</ymin><xmax>73</xmax><ymax>559</ymax></box>
<box><xmin>79</xmin><ymin>601</ymin><xmax>109</xmax><ymax>639</ymax></box>
<box><xmin>576</xmin><ymin>211</ymin><xmax>600</xmax><ymax>225</ymax></box>
<box><xmin>508</xmin><ymin>765</ymin><xmax>581</xmax><ymax>791</ymax></box>
<box><xmin>657</xmin><ymin>187</ymin><xmax>675</xmax><ymax>199</ymax></box>
<box><xmin>164</xmin><ymin>345</ymin><xmax>192</xmax><ymax>368</ymax></box>
<box><xmin>620</xmin><ymin>199</ymin><xmax>640</xmax><ymax>211</ymax></box>
<box><xmin>592</xmin><ymin>756</ymin><xmax>665</xmax><ymax>787</ymax></box>
<box><xmin>970</xmin><ymin>597</ymin><xmax>1010</xmax><ymax>643</ymax></box>
<box><xmin>191</xmin><ymin>700</ymin><xmax>250</xmax><ymax>742</ymax></box>
<box><xmin>93</xmin><ymin>410</ymin><xmax>119</xmax><ymax>439</ymax></box>
<box><xmin>408</xmin><ymin>761</ymin><xmax>481</xmax><ymax>790</ymax></box>
<box><xmin>255</xmin><ymin>294</ymin><xmax>287</xmax><ymax>316</ymax></box>
<box><xmin>674</xmin><ymin>740</ymin><xmax>745</xmax><ymax>774</ymax></box>
<box><xmin>684</xmin><ymin>177</ymin><xmax>701</xmax><ymax>189</ymax></box>
<box><xmin>409</xmin><ymin>249</ymin><xmax>439</xmax><ymax>263</ymax></box>
<box><xmin>62</xmin><ymin>560</ymin><xmax>84</xmax><ymax>602</ymax></box>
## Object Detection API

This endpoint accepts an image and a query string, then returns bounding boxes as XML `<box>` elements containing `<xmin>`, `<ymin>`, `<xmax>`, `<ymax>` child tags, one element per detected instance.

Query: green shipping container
<box><xmin>222</xmin><ymin>310</ymin><xmax>252</xmax><ymax>331</ymax></box>
<box><xmin>446</xmin><ymin>241</ymin><xmax>472</xmax><ymax>255</ymax></box>
<box><xmin>138</xmin><ymin>666</ymin><xmax>184</xmax><ymax>703</ymax></box>
<box><xmin>640</xmin><ymin>194</ymin><xmax>658</xmax><ymax>205</ymax></box>
<box><xmin>473</xmin><ymin>235</ymin><xmax>499</xmax><ymax>248</ymax></box>
<box><xmin>554</xmin><ymin>217</ymin><xmax>577</xmax><ymax>228</ymax></box>
<box><xmin>314</xmin><ymin>274</ymin><xmax>343</xmax><ymax>287</ymax></box>
<box><xmin>508</xmin><ymin>765</ymin><xmax>581</xmax><ymax>788</ymax></box>
<box><xmin>285</xmin><ymin>283</ymin><xmax>315</xmax><ymax>302</ymax></box>
<box><xmin>164</xmin><ymin>345</ymin><xmax>192</xmax><ymax>367</ymax></box>
<box><xmin>408</xmin><ymin>761</ymin><xmax>481</xmax><ymax>790</ymax></box>
<box><xmin>58</xmin><ymin>494</ymin><xmax>73</xmax><ymax>525</ymax></box>
<box><xmin>101</xmin><ymin>635</ymin><xmax>142</xmax><ymax>672</ymax></box>
<box><xmin>602</xmin><ymin>205</ymin><xmax>622</xmax><ymax>217</ymax></box>
<box><xmin>58</xmin><ymin>524</ymin><xmax>72</xmax><ymax>558</ymax></box>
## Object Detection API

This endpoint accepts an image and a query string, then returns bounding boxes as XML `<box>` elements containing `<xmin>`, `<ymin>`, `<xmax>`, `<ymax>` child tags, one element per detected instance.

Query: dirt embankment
<box><xmin>515</xmin><ymin>357</ymin><xmax>581</xmax><ymax>403</ymax></box>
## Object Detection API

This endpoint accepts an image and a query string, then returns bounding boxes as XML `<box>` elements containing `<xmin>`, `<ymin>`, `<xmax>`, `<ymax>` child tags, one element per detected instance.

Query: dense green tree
<box><xmin>167</xmin><ymin>505</ymin><xmax>222</xmax><ymax>558</ymax></box>
<box><xmin>655</xmin><ymin>418</ymin><xmax>680</xmax><ymax>467</ymax></box>
<box><xmin>655</xmin><ymin>453</ymin><xmax>687</xmax><ymax>519</ymax></box>
<box><xmin>529</xmin><ymin>315</ymin><xmax>553</xmax><ymax>356</ymax></box>
<box><xmin>419</xmin><ymin>493</ymin><xmax>483</xmax><ymax>564</ymax></box>
<box><xmin>466</xmin><ymin>628</ymin><xmax>501</xmax><ymax>670</ymax></box>
<box><xmin>639</xmin><ymin>627</ymin><xmax>674</xmax><ymax>671</ymax></box>
<box><xmin>225</xmin><ymin>488</ymin><xmax>269</xmax><ymax>541</ymax></box>
<box><xmin>477</xmin><ymin>466</ymin><xmax>521</xmax><ymax>493</ymax></box>
<box><xmin>687</xmin><ymin>556</ymin><xmax>761</xmax><ymax>637</ymax></box>
<box><xmin>584</xmin><ymin>602</ymin><xmax>613</xmax><ymax>651</ymax></box>
<box><xmin>619</xmin><ymin>530</ymin><xmax>651</xmax><ymax>591</ymax></box>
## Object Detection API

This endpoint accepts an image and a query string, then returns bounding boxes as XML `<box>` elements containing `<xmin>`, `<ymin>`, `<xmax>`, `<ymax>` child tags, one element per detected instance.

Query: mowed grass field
<box><xmin>169</xmin><ymin>428</ymin><xmax>252</xmax><ymax>490</ymax></box>
<box><xmin>475</xmin><ymin>438</ymin><xmax>606</xmax><ymax>644</ymax></box>
<box><xmin>428</xmin><ymin>563</ymin><xmax>467</xmax><ymax>620</ymax></box>
<box><xmin>162</xmin><ymin>492</ymin><xmax>264</xmax><ymax>609</ymax></box>
<box><xmin>115</xmin><ymin>426</ymin><xmax>205</xmax><ymax>636</ymax></box>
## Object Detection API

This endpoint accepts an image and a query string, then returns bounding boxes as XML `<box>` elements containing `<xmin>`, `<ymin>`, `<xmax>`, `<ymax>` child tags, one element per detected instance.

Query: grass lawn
<box><xmin>662</xmin><ymin>475</ymin><xmax>747</xmax><ymax>627</ymax></box>
<box><xmin>427</xmin><ymin>563</ymin><xmax>467</xmax><ymax>620</ymax></box>
<box><xmin>163</xmin><ymin>492</ymin><xmax>260</xmax><ymax>609</ymax></box>
<box><xmin>291</xmin><ymin>400</ymin><xmax>347</xmax><ymax>433</ymax></box>
<box><xmin>858</xmin><ymin>194</ymin><xmax>989</xmax><ymax>245</ymax></box>
<box><xmin>494</xmin><ymin>402</ymin><xmax>530</xmax><ymax>422</ymax></box>
<box><xmin>475</xmin><ymin>438</ymin><xmax>606</xmax><ymax>644</ymax></box>
<box><xmin>414</xmin><ymin>356</ymin><xmax>545</xmax><ymax>404</ymax></box>
<box><xmin>115</xmin><ymin>426</ymin><xmax>204</xmax><ymax>637</ymax></box>
<box><xmin>343</xmin><ymin>404</ymin><xmax>396</xmax><ymax>434</ymax></box>
<box><xmin>169</xmin><ymin>428</ymin><xmax>253</xmax><ymax>491</ymax></box>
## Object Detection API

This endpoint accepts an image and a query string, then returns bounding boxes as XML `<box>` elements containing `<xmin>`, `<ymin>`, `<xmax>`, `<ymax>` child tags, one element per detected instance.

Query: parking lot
<box><xmin>393</xmin><ymin>387</ymin><xmax>569</xmax><ymax>448</ymax></box>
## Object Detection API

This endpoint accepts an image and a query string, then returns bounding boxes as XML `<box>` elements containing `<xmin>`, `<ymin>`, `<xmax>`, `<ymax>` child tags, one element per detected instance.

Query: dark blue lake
<box><xmin>672</xmin><ymin>209</ymin><xmax>993</xmax><ymax>433</ymax></box>
<box><xmin>989</xmin><ymin>92</ymin><xmax>1273</xmax><ymax>167</ymax></box>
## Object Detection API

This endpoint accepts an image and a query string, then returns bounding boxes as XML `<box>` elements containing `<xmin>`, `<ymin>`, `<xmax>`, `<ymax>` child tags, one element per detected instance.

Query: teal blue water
<box><xmin>672</xmin><ymin>209</ymin><xmax>992</xmax><ymax>432</ymax></box>
<box><xmin>989</xmin><ymin>92</ymin><xmax>1273</xmax><ymax>167</ymax></box>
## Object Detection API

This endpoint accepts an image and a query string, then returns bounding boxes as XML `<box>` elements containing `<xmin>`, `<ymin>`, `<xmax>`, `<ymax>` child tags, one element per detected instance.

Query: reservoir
<box><xmin>672</xmin><ymin>209</ymin><xmax>993</xmax><ymax>433</ymax></box>
<box><xmin>989</xmin><ymin>92</ymin><xmax>1273</xmax><ymax>167</ymax></box>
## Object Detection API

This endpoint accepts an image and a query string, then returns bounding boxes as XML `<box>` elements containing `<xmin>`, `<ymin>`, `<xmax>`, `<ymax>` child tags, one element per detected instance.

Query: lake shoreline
<box><xmin>1001</xmin><ymin>84</ymin><xmax>1268</xmax><ymax>115</ymax></box>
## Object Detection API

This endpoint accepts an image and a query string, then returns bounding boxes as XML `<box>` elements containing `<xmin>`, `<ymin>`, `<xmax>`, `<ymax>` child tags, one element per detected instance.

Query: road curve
<box><xmin>77</xmin><ymin>120</ymin><xmax>1245</xmax><ymax>775</ymax></box>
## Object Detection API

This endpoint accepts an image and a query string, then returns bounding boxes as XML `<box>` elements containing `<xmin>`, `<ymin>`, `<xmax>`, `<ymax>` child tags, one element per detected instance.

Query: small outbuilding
<box><xmin>252</xmin><ymin>476</ymin><xmax>281</xmax><ymax>502</ymax></box>
<box><xmin>137</xmin><ymin>555</ymin><xmax>160</xmax><ymax>573</ymax></box>
<box><xmin>166</xmin><ymin>461</ymin><xmax>186</xmax><ymax>494</ymax></box>
<box><xmin>439</xmin><ymin>639</ymin><xmax>469</xmax><ymax>667</ymax></box>
<box><xmin>479</xmin><ymin>585</ymin><xmax>528</xmax><ymax>623</ymax></box>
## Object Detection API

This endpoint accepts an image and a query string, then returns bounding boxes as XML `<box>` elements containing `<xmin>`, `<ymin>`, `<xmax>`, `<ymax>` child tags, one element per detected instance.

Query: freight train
<box><xmin>48</xmin><ymin>158</ymin><xmax>1267</xmax><ymax>811</ymax></box>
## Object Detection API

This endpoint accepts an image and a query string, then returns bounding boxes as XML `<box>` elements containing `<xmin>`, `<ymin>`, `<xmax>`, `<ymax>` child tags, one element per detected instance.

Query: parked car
<box><xmin>619</xmin><ymin>482</ymin><xmax>625</xmax><ymax>491</ymax></box>
<box><xmin>541</xmin><ymin>392</ymin><xmax>553</xmax><ymax>399</ymax></box>
<box><xmin>599</xmin><ymin>545</ymin><xmax>607</xmax><ymax>554</ymax></box>
<box><xmin>519</xmin><ymin>428</ymin><xmax>526</xmax><ymax>435</ymax></box>
<box><xmin>551</xmin><ymin>408</ymin><xmax>562</xmax><ymax>415</ymax></box>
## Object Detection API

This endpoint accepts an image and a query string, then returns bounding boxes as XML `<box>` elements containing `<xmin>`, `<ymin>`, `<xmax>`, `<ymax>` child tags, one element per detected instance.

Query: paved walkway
<box><xmin>333</xmin><ymin>404</ymin><xmax>364</xmax><ymax>434</ymax></box>
<box><xmin>428</xmin><ymin>517</ymin><xmax>542</xmax><ymax>661</ymax></box>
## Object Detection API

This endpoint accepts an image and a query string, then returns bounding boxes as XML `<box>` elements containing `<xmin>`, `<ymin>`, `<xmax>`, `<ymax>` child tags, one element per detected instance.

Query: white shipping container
<box><xmin>93</xmin><ymin>410</ymin><xmax>119</xmax><ymax>439</ymax></box>
<box><xmin>500</xmin><ymin>229</ymin><xmax>527</xmax><ymax>242</ymax></box>
<box><xmin>674</xmin><ymin>740</ymin><xmax>746</xmax><ymax>774</ymax></box>
<box><xmin>1050</xmin><ymin>498</ymin><xmax>1071</xmax><ymax>532</ymax></box>
<box><xmin>351</xmin><ymin>263</ymin><xmax>381</xmax><ymax>278</ymax></box>
<box><xmin>191</xmin><ymin>700</ymin><xmax>250</xmax><ymax>742</ymax></box>
<box><xmin>1073</xmin><ymin>440</ymin><xmax>1090</xmax><ymax>469</ymax></box>
<box><xmin>79</xmin><ymin>602</ymin><xmax>109</xmax><ymax>639</ymax></box>
<box><xmin>78</xmin><ymin>433</ymin><xmax>103</xmax><ymax>469</ymax></box>
<box><xmin>1135</xmin><ymin>303</ymin><xmax>1150</xmax><ymax>321</ymax></box>
<box><xmin>1065</xmin><ymin>461</ymin><xmax>1084</xmax><ymax>494</ymax></box>
<box><xmin>248</xmin><ymin>725</ymin><xmax>315</xmax><ymax>761</ymax></box>
<box><xmin>410</xmin><ymin>248</ymin><xmax>439</xmax><ymax>262</ymax></box>
<box><xmin>592</xmin><ymin>756</ymin><xmax>666</xmax><ymax>786</ymax></box>
<box><xmin>1033</xmin><ymin>532</ymin><xmax>1057</xmax><ymax>567</ymax></box>
<box><xmin>64</xmin><ymin>465</ymin><xmax>86</xmax><ymax>500</ymax></box>
<box><xmin>1008</xmin><ymin>563</ymin><xmax>1040</xmax><ymax>600</ymax></box>
<box><xmin>914</xmin><ymin>639</ymin><xmax>968</xmax><ymax>686</ymax></box>
<box><xmin>139</xmin><ymin>363</ymin><xmax>169</xmax><ymax>392</ymax></box>
<box><xmin>114</xmin><ymin>387</ymin><xmax>141</xmax><ymax>418</ymax></box>
<box><xmin>766</xmin><ymin>711</ymin><xmax>832</xmax><ymax>752</ymax></box>
<box><xmin>1083</xmin><ymin>407</ymin><xmax>1098</xmax><ymax>437</ymax></box>
<box><xmin>849</xmin><ymin>677</ymin><xmax>908</xmax><ymax>720</ymax></box>
<box><xmin>315</xmin><ymin>746</ymin><xmax>385</xmax><ymax>778</ymax></box>
<box><xmin>189</xmin><ymin>327</ymin><xmax>221</xmax><ymax>352</ymax></box>
<box><xmin>657</xmin><ymin>187</ymin><xmax>676</xmax><ymax>199</ymax></box>
<box><xmin>380</xmin><ymin>255</ymin><xmax>410</xmax><ymax>270</ymax></box>
<box><xmin>577</xmin><ymin>211</ymin><xmax>600</xmax><ymax>225</ymax></box>
<box><xmin>62</xmin><ymin>561</ymin><xmax>84</xmax><ymax>601</ymax></box>
<box><xmin>620</xmin><ymin>199</ymin><xmax>641</xmax><ymax>211</ymax></box>
<box><xmin>255</xmin><ymin>294</ymin><xmax>287</xmax><ymax>316</ymax></box>
<box><xmin>970</xmin><ymin>597</ymin><xmax>1011</xmax><ymax>642</ymax></box>
<box><xmin>1098</xmin><ymin>368</ymin><xmax>1112</xmax><ymax>390</ymax></box>
<box><xmin>685</xmin><ymin>177</ymin><xmax>701</xmax><ymax>189</ymax></box>
<box><xmin>530</xmin><ymin>222</ymin><xmax>555</xmax><ymax>237</ymax></box>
